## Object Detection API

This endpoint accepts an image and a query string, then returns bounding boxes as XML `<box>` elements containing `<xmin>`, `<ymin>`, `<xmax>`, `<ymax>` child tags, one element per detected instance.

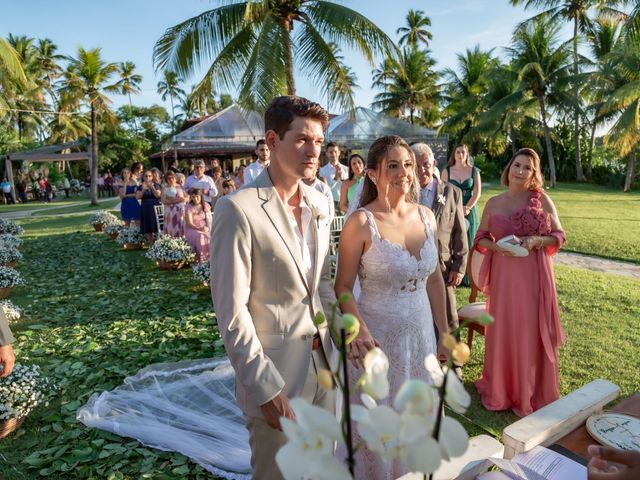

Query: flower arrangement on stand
<box><xmin>89</xmin><ymin>210</ymin><xmax>119</xmax><ymax>232</ymax></box>
<box><xmin>1</xmin><ymin>299</ymin><xmax>22</xmax><ymax>323</ymax></box>
<box><xmin>103</xmin><ymin>221</ymin><xmax>125</xmax><ymax>240</ymax></box>
<box><xmin>115</xmin><ymin>226</ymin><xmax>145</xmax><ymax>250</ymax></box>
<box><xmin>192</xmin><ymin>262</ymin><xmax>211</xmax><ymax>286</ymax></box>
<box><xmin>0</xmin><ymin>218</ymin><xmax>24</xmax><ymax>236</ymax></box>
<box><xmin>0</xmin><ymin>364</ymin><xmax>56</xmax><ymax>438</ymax></box>
<box><xmin>0</xmin><ymin>234</ymin><xmax>23</xmax><ymax>250</ymax></box>
<box><xmin>0</xmin><ymin>246</ymin><xmax>23</xmax><ymax>268</ymax></box>
<box><xmin>275</xmin><ymin>296</ymin><xmax>494</xmax><ymax>480</ymax></box>
<box><xmin>145</xmin><ymin>235</ymin><xmax>195</xmax><ymax>270</ymax></box>
<box><xmin>0</xmin><ymin>266</ymin><xmax>25</xmax><ymax>299</ymax></box>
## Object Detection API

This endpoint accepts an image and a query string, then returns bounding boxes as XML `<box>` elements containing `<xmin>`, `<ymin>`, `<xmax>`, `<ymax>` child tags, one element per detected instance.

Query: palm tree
<box><xmin>510</xmin><ymin>1</ymin><xmax>629</xmax><ymax>182</ymax></box>
<box><xmin>115</xmin><ymin>61</ymin><xmax>142</xmax><ymax>130</ymax></box>
<box><xmin>156</xmin><ymin>71</ymin><xmax>185</xmax><ymax>130</ymax></box>
<box><xmin>0</xmin><ymin>37</ymin><xmax>28</xmax><ymax>119</ymax></box>
<box><xmin>397</xmin><ymin>9</ymin><xmax>432</xmax><ymax>48</ymax></box>
<box><xmin>506</xmin><ymin>16</ymin><xmax>572</xmax><ymax>187</ymax></box>
<box><xmin>153</xmin><ymin>0</ymin><xmax>396</xmax><ymax>112</ymax></box>
<box><xmin>35</xmin><ymin>38</ymin><xmax>64</xmax><ymax>97</ymax></box>
<box><xmin>61</xmin><ymin>47</ymin><xmax>118</xmax><ymax>205</ymax></box>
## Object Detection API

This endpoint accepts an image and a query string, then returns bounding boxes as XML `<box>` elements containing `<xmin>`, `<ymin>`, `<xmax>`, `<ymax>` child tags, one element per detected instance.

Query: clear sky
<box><xmin>1</xmin><ymin>0</ymin><xmax>554</xmax><ymax>114</ymax></box>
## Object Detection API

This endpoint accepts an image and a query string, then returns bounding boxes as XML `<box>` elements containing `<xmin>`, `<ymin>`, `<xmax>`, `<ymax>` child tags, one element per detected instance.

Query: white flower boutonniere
<box><xmin>437</xmin><ymin>194</ymin><xmax>446</xmax><ymax>206</ymax></box>
<box><xmin>310</xmin><ymin>205</ymin><xmax>328</xmax><ymax>229</ymax></box>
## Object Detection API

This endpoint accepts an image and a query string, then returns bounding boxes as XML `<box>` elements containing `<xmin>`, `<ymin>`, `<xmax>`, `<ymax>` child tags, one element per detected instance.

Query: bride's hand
<box><xmin>348</xmin><ymin>330</ymin><xmax>377</xmax><ymax>369</ymax></box>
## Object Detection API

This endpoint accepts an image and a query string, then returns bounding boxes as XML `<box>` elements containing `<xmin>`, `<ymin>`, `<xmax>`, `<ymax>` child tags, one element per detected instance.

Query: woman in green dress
<box><xmin>339</xmin><ymin>154</ymin><xmax>365</xmax><ymax>214</ymax></box>
<box><xmin>442</xmin><ymin>144</ymin><xmax>481</xmax><ymax>286</ymax></box>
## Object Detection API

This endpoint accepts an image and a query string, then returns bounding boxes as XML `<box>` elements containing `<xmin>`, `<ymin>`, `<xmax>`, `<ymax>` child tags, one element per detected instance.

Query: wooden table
<box><xmin>555</xmin><ymin>392</ymin><xmax>640</xmax><ymax>461</ymax></box>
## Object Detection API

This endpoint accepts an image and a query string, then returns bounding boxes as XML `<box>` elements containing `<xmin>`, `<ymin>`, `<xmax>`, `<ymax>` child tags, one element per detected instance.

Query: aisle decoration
<box><xmin>103</xmin><ymin>221</ymin><xmax>125</xmax><ymax>240</ymax></box>
<box><xmin>0</xmin><ymin>246</ymin><xmax>23</xmax><ymax>268</ymax></box>
<box><xmin>89</xmin><ymin>210</ymin><xmax>119</xmax><ymax>231</ymax></box>
<box><xmin>276</xmin><ymin>296</ymin><xmax>494</xmax><ymax>480</ymax></box>
<box><xmin>0</xmin><ymin>266</ymin><xmax>25</xmax><ymax>299</ymax></box>
<box><xmin>145</xmin><ymin>235</ymin><xmax>195</xmax><ymax>270</ymax></box>
<box><xmin>0</xmin><ymin>218</ymin><xmax>24</xmax><ymax>236</ymax></box>
<box><xmin>192</xmin><ymin>262</ymin><xmax>210</xmax><ymax>286</ymax></box>
<box><xmin>1</xmin><ymin>299</ymin><xmax>22</xmax><ymax>323</ymax></box>
<box><xmin>0</xmin><ymin>234</ymin><xmax>23</xmax><ymax>250</ymax></box>
<box><xmin>115</xmin><ymin>226</ymin><xmax>145</xmax><ymax>250</ymax></box>
<box><xmin>0</xmin><ymin>364</ymin><xmax>56</xmax><ymax>438</ymax></box>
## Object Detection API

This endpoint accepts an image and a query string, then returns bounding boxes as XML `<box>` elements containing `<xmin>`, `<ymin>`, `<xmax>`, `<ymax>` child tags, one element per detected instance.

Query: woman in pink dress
<box><xmin>474</xmin><ymin>148</ymin><xmax>566</xmax><ymax>417</ymax></box>
<box><xmin>161</xmin><ymin>170</ymin><xmax>186</xmax><ymax>237</ymax></box>
<box><xmin>184</xmin><ymin>189</ymin><xmax>211</xmax><ymax>262</ymax></box>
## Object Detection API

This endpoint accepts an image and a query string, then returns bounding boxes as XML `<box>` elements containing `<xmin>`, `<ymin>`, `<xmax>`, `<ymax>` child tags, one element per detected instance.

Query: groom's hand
<box><xmin>260</xmin><ymin>393</ymin><xmax>295</xmax><ymax>431</ymax></box>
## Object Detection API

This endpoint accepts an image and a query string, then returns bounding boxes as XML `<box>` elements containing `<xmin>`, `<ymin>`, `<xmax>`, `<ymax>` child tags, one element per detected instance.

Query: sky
<box><xmin>0</xmin><ymin>0</ymin><xmax>566</xmax><ymax>114</ymax></box>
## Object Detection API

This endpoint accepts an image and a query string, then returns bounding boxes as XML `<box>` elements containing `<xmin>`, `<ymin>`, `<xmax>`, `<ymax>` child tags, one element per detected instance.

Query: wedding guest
<box><xmin>136</xmin><ymin>170</ymin><xmax>162</xmax><ymax>245</ymax></box>
<box><xmin>319</xmin><ymin>142</ymin><xmax>348</xmax><ymax>210</ymax></box>
<box><xmin>442</xmin><ymin>144</ymin><xmax>481</xmax><ymax>286</ymax></box>
<box><xmin>339</xmin><ymin>154</ymin><xmax>365</xmax><ymax>214</ymax></box>
<box><xmin>175</xmin><ymin>172</ymin><xmax>186</xmax><ymax>187</ymax></box>
<box><xmin>0</xmin><ymin>309</ymin><xmax>15</xmax><ymax>378</ymax></box>
<box><xmin>184</xmin><ymin>189</ymin><xmax>211</xmax><ymax>262</ymax></box>
<box><xmin>150</xmin><ymin>167</ymin><xmax>163</xmax><ymax>186</ymax></box>
<box><xmin>233</xmin><ymin>164</ymin><xmax>245</xmax><ymax>188</ymax></box>
<box><xmin>161</xmin><ymin>170</ymin><xmax>186</xmax><ymax>237</ymax></box>
<box><xmin>244</xmin><ymin>139</ymin><xmax>270</xmax><ymax>184</ymax></box>
<box><xmin>335</xmin><ymin>135</ymin><xmax>448</xmax><ymax>479</ymax></box>
<box><xmin>303</xmin><ymin>165</ymin><xmax>335</xmax><ymax>220</ymax></box>
<box><xmin>185</xmin><ymin>159</ymin><xmax>217</xmax><ymax>207</ymax></box>
<box><xmin>118</xmin><ymin>168</ymin><xmax>141</xmax><ymax>226</ymax></box>
<box><xmin>131</xmin><ymin>162</ymin><xmax>144</xmax><ymax>184</ymax></box>
<box><xmin>205</xmin><ymin>158</ymin><xmax>221</xmax><ymax>177</ymax></box>
<box><xmin>221</xmin><ymin>179</ymin><xmax>236</xmax><ymax>196</ymax></box>
<box><xmin>210</xmin><ymin>166</ymin><xmax>224</xmax><ymax>206</ymax></box>
<box><xmin>474</xmin><ymin>148</ymin><xmax>565</xmax><ymax>417</ymax></box>
<box><xmin>168</xmin><ymin>159</ymin><xmax>181</xmax><ymax>174</ymax></box>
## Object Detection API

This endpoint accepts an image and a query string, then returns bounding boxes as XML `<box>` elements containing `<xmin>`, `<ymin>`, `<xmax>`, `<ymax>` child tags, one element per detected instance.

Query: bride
<box><xmin>334</xmin><ymin>135</ymin><xmax>449</xmax><ymax>480</ymax></box>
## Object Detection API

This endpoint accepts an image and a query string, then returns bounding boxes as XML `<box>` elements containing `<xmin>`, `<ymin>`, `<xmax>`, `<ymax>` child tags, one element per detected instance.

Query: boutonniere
<box><xmin>310</xmin><ymin>205</ymin><xmax>327</xmax><ymax>228</ymax></box>
<box><xmin>437</xmin><ymin>194</ymin><xmax>446</xmax><ymax>206</ymax></box>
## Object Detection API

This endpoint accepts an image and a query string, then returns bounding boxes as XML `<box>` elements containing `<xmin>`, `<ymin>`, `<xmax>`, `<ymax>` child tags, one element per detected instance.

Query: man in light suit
<box><xmin>210</xmin><ymin>96</ymin><xmax>337</xmax><ymax>479</ymax></box>
<box><xmin>413</xmin><ymin>143</ymin><xmax>468</xmax><ymax>373</ymax></box>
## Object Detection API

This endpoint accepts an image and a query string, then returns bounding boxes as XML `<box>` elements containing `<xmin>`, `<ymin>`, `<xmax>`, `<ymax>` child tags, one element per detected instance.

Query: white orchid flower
<box><xmin>359</xmin><ymin>347</ymin><xmax>390</xmax><ymax>400</ymax></box>
<box><xmin>393</xmin><ymin>379</ymin><xmax>438</xmax><ymax>416</ymax></box>
<box><xmin>352</xmin><ymin>403</ymin><xmax>402</xmax><ymax>463</ymax></box>
<box><xmin>399</xmin><ymin>417</ymin><xmax>442</xmax><ymax>474</ymax></box>
<box><xmin>438</xmin><ymin>416</ymin><xmax>469</xmax><ymax>461</ymax></box>
<box><xmin>423</xmin><ymin>354</ymin><xmax>471</xmax><ymax>414</ymax></box>
<box><xmin>276</xmin><ymin>398</ymin><xmax>351</xmax><ymax>480</ymax></box>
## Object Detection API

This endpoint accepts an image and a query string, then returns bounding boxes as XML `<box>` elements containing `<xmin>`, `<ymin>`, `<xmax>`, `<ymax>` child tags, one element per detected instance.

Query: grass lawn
<box><xmin>0</xmin><ymin>198</ymin><xmax>85</xmax><ymax>213</ymax></box>
<box><xmin>478</xmin><ymin>182</ymin><xmax>640</xmax><ymax>265</ymax></box>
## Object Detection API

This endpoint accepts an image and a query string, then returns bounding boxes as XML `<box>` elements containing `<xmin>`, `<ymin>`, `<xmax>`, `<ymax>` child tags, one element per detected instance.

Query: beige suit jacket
<box><xmin>210</xmin><ymin>169</ymin><xmax>337</xmax><ymax>418</ymax></box>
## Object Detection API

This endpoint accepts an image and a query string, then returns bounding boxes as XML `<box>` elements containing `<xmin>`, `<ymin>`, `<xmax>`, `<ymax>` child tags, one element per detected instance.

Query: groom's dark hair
<box><xmin>265</xmin><ymin>96</ymin><xmax>329</xmax><ymax>140</ymax></box>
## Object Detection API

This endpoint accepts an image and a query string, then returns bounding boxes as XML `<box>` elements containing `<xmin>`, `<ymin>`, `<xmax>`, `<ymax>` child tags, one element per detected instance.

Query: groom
<box><xmin>210</xmin><ymin>96</ymin><xmax>337</xmax><ymax>479</ymax></box>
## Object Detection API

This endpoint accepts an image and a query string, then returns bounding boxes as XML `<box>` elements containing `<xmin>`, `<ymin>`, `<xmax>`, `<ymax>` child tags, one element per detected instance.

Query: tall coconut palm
<box><xmin>156</xmin><ymin>71</ymin><xmax>185</xmax><ymax>130</ymax></box>
<box><xmin>153</xmin><ymin>0</ymin><xmax>396</xmax><ymax>112</ymax></box>
<box><xmin>115</xmin><ymin>61</ymin><xmax>142</xmax><ymax>130</ymax></box>
<box><xmin>397</xmin><ymin>9</ymin><xmax>432</xmax><ymax>48</ymax></box>
<box><xmin>36</xmin><ymin>39</ymin><xmax>64</xmax><ymax>100</ymax></box>
<box><xmin>61</xmin><ymin>47</ymin><xmax>118</xmax><ymax>205</ymax></box>
<box><xmin>0</xmin><ymin>37</ymin><xmax>28</xmax><ymax>119</ymax></box>
<box><xmin>510</xmin><ymin>1</ymin><xmax>630</xmax><ymax>182</ymax></box>
<box><xmin>506</xmin><ymin>16</ymin><xmax>572</xmax><ymax>187</ymax></box>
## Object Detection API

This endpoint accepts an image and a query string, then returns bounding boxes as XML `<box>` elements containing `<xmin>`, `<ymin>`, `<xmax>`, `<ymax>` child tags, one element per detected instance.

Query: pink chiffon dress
<box><xmin>473</xmin><ymin>190</ymin><xmax>566</xmax><ymax>417</ymax></box>
<box><xmin>184</xmin><ymin>204</ymin><xmax>210</xmax><ymax>262</ymax></box>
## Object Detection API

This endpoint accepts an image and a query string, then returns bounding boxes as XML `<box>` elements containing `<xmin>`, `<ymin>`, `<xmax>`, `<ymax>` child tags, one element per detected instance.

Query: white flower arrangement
<box><xmin>0</xmin><ymin>246</ymin><xmax>23</xmax><ymax>265</ymax></box>
<box><xmin>89</xmin><ymin>210</ymin><xmax>119</xmax><ymax>226</ymax></box>
<box><xmin>145</xmin><ymin>235</ymin><xmax>195</xmax><ymax>263</ymax></box>
<box><xmin>1</xmin><ymin>299</ymin><xmax>21</xmax><ymax>323</ymax></box>
<box><xmin>0</xmin><ymin>218</ymin><xmax>24</xmax><ymax>236</ymax></box>
<box><xmin>103</xmin><ymin>221</ymin><xmax>125</xmax><ymax>236</ymax></box>
<box><xmin>0</xmin><ymin>364</ymin><xmax>56</xmax><ymax>420</ymax></box>
<box><xmin>0</xmin><ymin>234</ymin><xmax>23</xmax><ymax>249</ymax></box>
<box><xmin>192</xmin><ymin>262</ymin><xmax>210</xmax><ymax>284</ymax></box>
<box><xmin>115</xmin><ymin>226</ymin><xmax>145</xmax><ymax>246</ymax></box>
<box><xmin>0</xmin><ymin>267</ymin><xmax>25</xmax><ymax>289</ymax></box>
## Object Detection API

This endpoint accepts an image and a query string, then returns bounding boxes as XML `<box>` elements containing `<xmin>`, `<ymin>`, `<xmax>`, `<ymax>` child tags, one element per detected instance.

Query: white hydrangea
<box><xmin>0</xmin><ymin>266</ymin><xmax>25</xmax><ymax>289</ymax></box>
<box><xmin>0</xmin><ymin>218</ymin><xmax>24</xmax><ymax>236</ymax></box>
<box><xmin>192</xmin><ymin>262</ymin><xmax>210</xmax><ymax>284</ymax></box>
<box><xmin>145</xmin><ymin>235</ymin><xmax>195</xmax><ymax>263</ymax></box>
<box><xmin>0</xmin><ymin>364</ymin><xmax>56</xmax><ymax>420</ymax></box>
<box><xmin>115</xmin><ymin>226</ymin><xmax>145</xmax><ymax>246</ymax></box>
<box><xmin>1</xmin><ymin>299</ymin><xmax>22</xmax><ymax>322</ymax></box>
<box><xmin>89</xmin><ymin>210</ymin><xmax>119</xmax><ymax>226</ymax></box>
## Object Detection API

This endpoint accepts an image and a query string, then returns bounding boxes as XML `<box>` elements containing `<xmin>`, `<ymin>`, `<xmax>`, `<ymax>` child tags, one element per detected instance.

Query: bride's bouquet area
<box><xmin>0</xmin><ymin>218</ymin><xmax>24</xmax><ymax>236</ymax></box>
<box><xmin>276</xmin><ymin>297</ymin><xmax>494</xmax><ymax>480</ymax></box>
<box><xmin>145</xmin><ymin>235</ymin><xmax>195</xmax><ymax>269</ymax></box>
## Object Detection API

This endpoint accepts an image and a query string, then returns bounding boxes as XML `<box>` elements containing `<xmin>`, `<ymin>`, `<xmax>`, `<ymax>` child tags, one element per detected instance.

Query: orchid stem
<box><xmin>428</xmin><ymin>362</ymin><xmax>448</xmax><ymax>480</ymax></box>
<box><xmin>340</xmin><ymin>328</ymin><xmax>355</xmax><ymax>476</ymax></box>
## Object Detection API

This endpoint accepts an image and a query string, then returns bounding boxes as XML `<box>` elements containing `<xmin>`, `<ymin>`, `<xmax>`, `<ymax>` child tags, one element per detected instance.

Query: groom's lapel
<box><xmin>256</xmin><ymin>172</ymin><xmax>311</xmax><ymax>296</ymax></box>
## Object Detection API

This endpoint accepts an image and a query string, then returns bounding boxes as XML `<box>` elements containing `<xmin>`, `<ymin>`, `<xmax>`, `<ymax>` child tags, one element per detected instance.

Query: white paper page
<box><xmin>486</xmin><ymin>445</ymin><xmax>587</xmax><ymax>480</ymax></box>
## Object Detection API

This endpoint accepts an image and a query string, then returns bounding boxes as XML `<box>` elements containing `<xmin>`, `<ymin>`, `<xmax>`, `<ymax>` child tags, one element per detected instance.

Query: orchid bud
<box><xmin>338</xmin><ymin>293</ymin><xmax>352</xmax><ymax>304</ymax></box>
<box><xmin>442</xmin><ymin>333</ymin><xmax>457</xmax><ymax>351</ymax></box>
<box><xmin>452</xmin><ymin>343</ymin><xmax>471</xmax><ymax>365</ymax></box>
<box><xmin>313</xmin><ymin>311</ymin><xmax>326</xmax><ymax>326</ymax></box>
<box><xmin>317</xmin><ymin>369</ymin><xmax>334</xmax><ymax>390</ymax></box>
<box><xmin>340</xmin><ymin>314</ymin><xmax>360</xmax><ymax>344</ymax></box>
<box><xmin>477</xmin><ymin>313</ymin><xmax>494</xmax><ymax>325</ymax></box>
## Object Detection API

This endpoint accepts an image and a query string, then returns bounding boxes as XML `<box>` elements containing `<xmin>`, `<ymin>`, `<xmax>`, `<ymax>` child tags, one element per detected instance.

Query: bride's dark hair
<box><xmin>358</xmin><ymin>135</ymin><xmax>418</xmax><ymax>208</ymax></box>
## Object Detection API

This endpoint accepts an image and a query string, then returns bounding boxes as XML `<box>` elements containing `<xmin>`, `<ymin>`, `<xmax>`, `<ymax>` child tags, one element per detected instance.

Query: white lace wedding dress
<box><xmin>351</xmin><ymin>207</ymin><xmax>439</xmax><ymax>480</ymax></box>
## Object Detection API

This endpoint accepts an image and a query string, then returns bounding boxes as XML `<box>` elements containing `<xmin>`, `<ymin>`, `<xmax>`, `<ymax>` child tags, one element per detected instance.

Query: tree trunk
<box><xmin>538</xmin><ymin>94</ymin><xmax>557</xmax><ymax>187</ymax></box>
<box><xmin>573</xmin><ymin>18</ymin><xmax>586</xmax><ymax>182</ymax></box>
<box><xmin>624</xmin><ymin>147</ymin><xmax>636</xmax><ymax>192</ymax></box>
<box><xmin>283</xmin><ymin>19</ymin><xmax>295</xmax><ymax>95</ymax></box>
<box><xmin>90</xmin><ymin>103</ymin><xmax>99</xmax><ymax>205</ymax></box>
<box><xmin>170</xmin><ymin>95</ymin><xmax>175</xmax><ymax>132</ymax></box>
<box><xmin>587</xmin><ymin>118</ymin><xmax>597</xmax><ymax>180</ymax></box>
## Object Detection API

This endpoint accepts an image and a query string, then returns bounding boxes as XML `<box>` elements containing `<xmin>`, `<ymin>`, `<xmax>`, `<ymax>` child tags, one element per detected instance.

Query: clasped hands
<box><xmin>496</xmin><ymin>235</ymin><xmax>544</xmax><ymax>256</ymax></box>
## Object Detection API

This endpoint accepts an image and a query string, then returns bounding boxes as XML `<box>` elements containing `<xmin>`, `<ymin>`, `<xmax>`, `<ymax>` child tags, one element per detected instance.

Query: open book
<box><xmin>477</xmin><ymin>445</ymin><xmax>587</xmax><ymax>480</ymax></box>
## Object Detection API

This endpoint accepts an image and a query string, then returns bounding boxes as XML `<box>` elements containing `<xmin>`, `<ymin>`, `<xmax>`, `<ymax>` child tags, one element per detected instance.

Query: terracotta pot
<box><xmin>93</xmin><ymin>223</ymin><xmax>104</xmax><ymax>232</ymax></box>
<box><xmin>0</xmin><ymin>261</ymin><xmax>17</xmax><ymax>268</ymax></box>
<box><xmin>0</xmin><ymin>287</ymin><xmax>12</xmax><ymax>299</ymax></box>
<box><xmin>123</xmin><ymin>243</ymin><xmax>143</xmax><ymax>251</ymax></box>
<box><xmin>108</xmin><ymin>232</ymin><xmax>119</xmax><ymax>240</ymax></box>
<box><xmin>0</xmin><ymin>417</ymin><xmax>24</xmax><ymax>439</ymax></box>
<box><xmin>157</xmin><ymin>259</ymin><xmax>185</xmax><ymax>271</ymax></box>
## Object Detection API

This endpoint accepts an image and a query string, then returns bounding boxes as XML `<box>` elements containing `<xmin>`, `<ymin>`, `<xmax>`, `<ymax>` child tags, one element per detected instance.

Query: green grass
<box><xmin>478</xmin><ymin>182</ymin><xmax>640</xmax><ymax>264</ymax></box>
<box><xmin>0</xmin><ymin>198</ymin><xmax>84</xmax><ymax>213</ymax></box>
<box><xmin>29</xmin><ymin>198</ymin><xmax>120</xmax><ymax>217</ymax></box>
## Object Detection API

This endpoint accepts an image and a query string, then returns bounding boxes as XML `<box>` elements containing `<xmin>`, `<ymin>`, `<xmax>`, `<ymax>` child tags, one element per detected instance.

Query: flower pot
<box><xmin>123</xmin><ymin>243</ymin><xmax>143</xmax><ymax>251</ymax></box>
<box><xmin>0</xmin><ymin>287</ymin><xmax>12</xmax><ymax>299</ymax></box>
<box><xmin>0</xmin><ymin>262</ymin><xmax>17</xmax><ymax>268</ymax></box>
<box><xmin>93</xmin><ymin>223</ymin><xmax>104</xmax><ymax>232</ymax></box>
<box><xmin>0</xmin><ymin>416</ymin><xmax>24</xmax><ymax>439</ymax></box>
<box><xmin>108</xmin><ymin>233</ymin><xmax>119</xmax><ymax>240</ymax></box>
<box><xmin>157</xmin><ymin>259</ymin><xmax>185</xmax><ymax>270</ymax></box>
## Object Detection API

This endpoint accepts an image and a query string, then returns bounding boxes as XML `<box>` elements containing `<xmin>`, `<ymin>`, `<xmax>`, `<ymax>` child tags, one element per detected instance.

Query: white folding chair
<box><xmin>154</xmin><ymin>204</ymin><xmax>165</xmax><ymax>236</ymax></box>
<box><xmin>457</xmin><ymin>248</ymin><xmax>487</xmax><ymax>350</ymax></box>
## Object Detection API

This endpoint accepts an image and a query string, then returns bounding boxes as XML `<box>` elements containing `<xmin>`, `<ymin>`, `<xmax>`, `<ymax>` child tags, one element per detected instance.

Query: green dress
<box><xmin>447</xmin><ymin>166</ymin><xmax>479</xmax><ymax>286</ymax></box>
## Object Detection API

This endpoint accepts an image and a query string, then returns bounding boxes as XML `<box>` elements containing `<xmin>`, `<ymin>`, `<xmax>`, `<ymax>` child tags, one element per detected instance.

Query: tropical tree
<box><xmin>153</xmin><ymin>0</ymin><xmax>396</xmax><ymax>112</ymax></box>
<box><xmin>397</xmin><ymin>9</ymin><xmax>432</xmax><ymax>48</ymax></box>
<box><xmin>35</xmin><ymin>38</ymin><xmax>64</xmax><ymax>99</ymax></box>
<box><xmin>156</xmin><ymin>71</ymin><xmax>185</xmax><ymax>130</ymax></box>
<box><xmin>60</xmin><ymin>47</ymin><xmax>118</xmax><ymax>205</ymax></box>
<box><xmin>115</xmin><ymin>61</ymin><xmax>142</xmax><ymax>131</ymax></box>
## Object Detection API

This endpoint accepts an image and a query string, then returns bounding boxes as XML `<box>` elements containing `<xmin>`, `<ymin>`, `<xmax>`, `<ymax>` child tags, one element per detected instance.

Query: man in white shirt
<box><xmin>185</xmin><ymin>159</ymin><xmax>218</xmax><ymax>204</ymax></box>
<box><xmin>302</xmin><ymin>166</ymin><xmax>335</xmax><ymax>221</ymax></box>
<box><xmin>319</xmin><ymin>142</ymin><xmax>348</xmax><ymax>207</ymax></box>
<box><xmin>244</xmin><ymin>139</ymin><xmax>270</xmax><ymax>185</ymax></box>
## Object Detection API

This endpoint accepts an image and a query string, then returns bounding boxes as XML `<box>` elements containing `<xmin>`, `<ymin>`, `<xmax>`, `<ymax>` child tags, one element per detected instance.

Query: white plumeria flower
<box><xmin>359</xmin><ymin>347</ymin><xmax>389</xmax><ymax>400</ymax></box>
<box><xmin>276</xmin><ymin>398</ymin><xmax>351</xmax><ymax>480</ymax></box>
<box><xmin>424</xmin><ymin>354</ymin><xmax>471</xmax><ymax>414</ymax></box>
<box><xmin>352</xmin><ymin>402</ymin><xmax>402</xmax><ymax>463</ymax></box>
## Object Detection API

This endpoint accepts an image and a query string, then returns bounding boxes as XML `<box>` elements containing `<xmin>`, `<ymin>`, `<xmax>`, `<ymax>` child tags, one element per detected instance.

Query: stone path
<box><xmin>554</xmin><ymin>252</ymin><xmax>640</xmax><ymax>281</ymax></box>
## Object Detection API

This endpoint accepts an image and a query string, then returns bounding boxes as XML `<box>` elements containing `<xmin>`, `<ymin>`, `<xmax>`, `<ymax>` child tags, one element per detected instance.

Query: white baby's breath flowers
<box><xmin>145</xmin><ymin>235</ymin><xmax>195</xmax><ymax>263</ymax></box>
<box><xmin>0</xmin><ymin>246</ymin><xmax>23</xmax><ymax>265</ymax></box>
<box><xmin>0</xmin><ymin>364</ymin><xmax>56</xmax><ymax>421</ymax></box>
<box><xmin>103</xmin><ymin>221</ymin><xmax>125</xmax><ymax>236</ymax></box>
<box><xmin>1</xmin><ymin>299</ymin><xmax>22</xmax><ymax>323</ymax></box>
<box><xmin>89</xmin><ymin>210</ymin><xmax>119</xmax><ymax>226</ymax></box>
<box><xmin>0</xmin><ymin>234</ymin><xmax>23</xmax><ymax>249</ymax></box>
<box><xmin>0</xmin><ymin>218</ymin><xmax>24</xmax><ymax>236</ymax></box>
<box><xmin>192</xmin><ymin>262</ymin><xmax>210</xmax><ymax>284</ymax></box>
<box><xmin>0</xmin><ymin>266</ymin><xmax>25</xmax><ymax>289</ymax></box>
<box><xmin>115</xmin><ymin>226</ymin><xmax>145</xmax><ymax>246</ymax></box>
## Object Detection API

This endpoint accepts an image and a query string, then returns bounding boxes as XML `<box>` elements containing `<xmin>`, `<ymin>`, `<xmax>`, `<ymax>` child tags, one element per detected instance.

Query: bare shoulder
<box><xmin>538</xmin><ymin>190</ymin><xmax>558</xmax><ymax>213</ymax></box>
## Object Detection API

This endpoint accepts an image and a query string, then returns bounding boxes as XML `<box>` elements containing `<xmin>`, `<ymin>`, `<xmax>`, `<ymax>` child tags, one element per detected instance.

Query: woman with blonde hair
<box><xmin>335</xmin><ymin>135</ymin><xmax>448</xmax><ymax>479</ymax></box>
<box><xmin>160</xmin><ymin>170</ymin><xmax>186</xmax><ymax>237</ymax></box>
<box><xmin>474</xmin><ymin>148</ymin><xmax>566</xmax><ymax>417</ymax></box>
